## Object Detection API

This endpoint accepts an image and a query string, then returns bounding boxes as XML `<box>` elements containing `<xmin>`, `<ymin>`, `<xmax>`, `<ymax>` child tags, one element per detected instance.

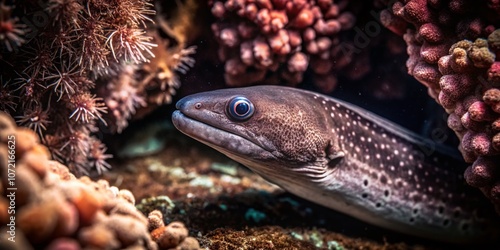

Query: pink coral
<box><xmin>438</xmin><ymin>37</ymin><xmax>500</xmax><ymax>212</ymax></box>
<box><xmin>209</xmin><ymin>0</ymin><xmax>357</xmax><ymax>92</ymax></box>
<box><xmin>382</xmin><ymin>0</ymin><xmax>496</xmax><ymax>95</ymax></box>
<box><xmin>382</xmin><ymin>0</ymin><xmax>500</xmax><ymax>212</ymax></box>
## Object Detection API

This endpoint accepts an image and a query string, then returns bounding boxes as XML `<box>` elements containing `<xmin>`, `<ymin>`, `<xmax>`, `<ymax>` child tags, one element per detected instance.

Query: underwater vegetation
<box><xmin>1</xmin><ymin>0</ymin><xmax>500</xmax><ymax>248</ymax></box>
<box><xmin>0</xmin><ymin>0</ymin><xmax>196</xmax><ymax>175</ymax></box>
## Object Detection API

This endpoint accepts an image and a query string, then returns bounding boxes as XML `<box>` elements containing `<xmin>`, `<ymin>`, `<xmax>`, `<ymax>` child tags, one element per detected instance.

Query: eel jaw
<box><xmin>171</xmin><ymin>110</ymin><xmax>315</xmax><ymax>187</ymax></box>
<box><xmin>171</xmin><ymin>110</ymin><xmax>276</xmax><ymax>162</ymax></box>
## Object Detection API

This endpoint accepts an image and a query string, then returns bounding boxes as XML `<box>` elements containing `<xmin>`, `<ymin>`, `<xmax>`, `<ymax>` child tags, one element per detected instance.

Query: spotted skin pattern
<box><xmin>320</xmin><ymin>95</ymin><xmax>492</xmax><ymax>237</ymax></box>
<box><xmin>171</xmin><ymin>86</ymin><xmax>499</xmax><ymax>243</ymax></box>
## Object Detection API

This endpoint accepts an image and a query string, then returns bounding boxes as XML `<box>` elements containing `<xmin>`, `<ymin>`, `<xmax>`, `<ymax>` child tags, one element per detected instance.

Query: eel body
<box><xmin>171</xmin><ymin>85</ymin><xmax>499</xmax><ymax>243</ymax></box>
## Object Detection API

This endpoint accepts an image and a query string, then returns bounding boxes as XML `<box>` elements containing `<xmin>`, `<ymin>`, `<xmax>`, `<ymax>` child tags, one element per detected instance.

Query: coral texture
<box><xmin>381</xmin><ymin>0</ymin><xmax>500</xmax><ymax>212</ymax></box>
<box><xmin>0</xmin><ymin>0</ymin><xmax>196</xmax><ymax>175</ymax></box>
<box><xmin>209</xmin><ymin>0</ymin><xmax>359</xmax><ymax>92</ymax></box>
<box><xmin>148</xmin><ymin>210</ymin><xmax>201</xmax><ymax>250</ymax></box>
<box><xmin>0</xmin><ymin>111</ymin><xmax>157</xmax><ymax>249</ymax></box>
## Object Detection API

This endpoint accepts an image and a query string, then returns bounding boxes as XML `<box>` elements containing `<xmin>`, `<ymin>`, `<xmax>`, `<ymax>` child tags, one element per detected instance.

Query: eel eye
<box><xmin>227</xmin><ymin>96</ymin><xmax>254</xmax><ymax>121</ymax></box>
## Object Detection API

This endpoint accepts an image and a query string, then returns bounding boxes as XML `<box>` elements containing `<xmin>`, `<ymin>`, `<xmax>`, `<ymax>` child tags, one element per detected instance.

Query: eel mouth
<box><xmin>171</xmin><ymin>110</ymin><xmax>275</xmax><ymax>161</ymax></box>
<box><xmin>172</xmin><ymin>110</ymin><xmax>305</xmax><ymax>188</ymax></box>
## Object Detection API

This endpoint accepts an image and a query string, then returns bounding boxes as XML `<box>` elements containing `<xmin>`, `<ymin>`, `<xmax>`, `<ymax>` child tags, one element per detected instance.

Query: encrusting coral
<box><xmin>148</xmin><ymin>210</ymin><xmax>202</xmax><ymax>250</ymax></box>
<box><xmin>381</xmin><ymin>0</ymin><xmax>500</xmax><ymax>212</ymax></box>
<box><xmin>208</xmin><ymin>0</ymin><xmax>358</xmax><ymax>92</ymax></box>
<box><xmin>0</xmin><ymin>111</ymin><xmax>202</xmax><ymax>250</ymax></box>
<box><xmin>0</xmin><ymin>111</ymin><xmax>155</xmax><ymax>249</ymax></box>
<box><xmin>0</xmin><ymin>0</ymin><xmax>196</xmax><ymax>175</ymax></box>
<box><xmin>439</xmin><ymin>34</ymin><xmax>500</xmax><ymax>213</ymax></box>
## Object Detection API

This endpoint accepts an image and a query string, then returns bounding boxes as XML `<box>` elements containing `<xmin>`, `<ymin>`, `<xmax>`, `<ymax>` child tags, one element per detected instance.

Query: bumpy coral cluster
<box><xmin>381</xmin><ymin>1</ymin><xmax>500</xmax><ymax>211</ymax></box>
<box><xmin>0</xmin><ymin>111</ymin><xmax>157</xmax><ymax>249</ymax></box>
<box><xmin>442</xmin><ymin>34</ymin><xmax>500</xmax><ymax>212</ymax></box>
<box><xmin>209</xmin><ymin>0</ymin><xmax>357</xmax><ymax>92</ymax></box>
<box><xmin>148</xmin><ymin>210</ymin><xmax>202</xmax><ymax>250</ymax></box>
<box><xmin>0</xmin><ymin>0</ymin><xmax>196</xmax><ymax>174</ymax></box>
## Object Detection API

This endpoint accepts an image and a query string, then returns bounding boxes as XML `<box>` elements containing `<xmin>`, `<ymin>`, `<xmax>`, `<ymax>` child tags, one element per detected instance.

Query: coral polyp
<box><xmin>0</xmin><ymin>2</ymin><xmax>27</xmax><ymax>52</ymax></box>
<box><xmin>45</xmin><ymin>59</ymin><xmax>81</xmax><ymax>99</ymax></box>
<box><xmin>16</xmin><ymin>106</ymin><xmax>51</xmax><ymax>137</ymax></box>
<box><xmin>87</xmin><ymin>138</ymin><xmax>113</xmax><ymax>175</ymax></box>
<box><xmin>0</xmin><ymin>79</ymin><xmax>16</xmax><ymax>112</ymax></box>
<box><xmin>68</xmin><ymin>93</ymin><xmax>107</xmax><ymax>124</ymax></box>
<box><xmin>107</xmin><ymin>27</ymin><xmax>157</xmax><ymax>64</ymax></box>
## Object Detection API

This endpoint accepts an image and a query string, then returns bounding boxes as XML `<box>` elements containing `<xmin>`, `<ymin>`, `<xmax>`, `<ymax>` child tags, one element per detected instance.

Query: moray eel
<box><xmin>171</xmin><ymin>86</ymin><xmax>499</xmax><ymax>243</ymax></box>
